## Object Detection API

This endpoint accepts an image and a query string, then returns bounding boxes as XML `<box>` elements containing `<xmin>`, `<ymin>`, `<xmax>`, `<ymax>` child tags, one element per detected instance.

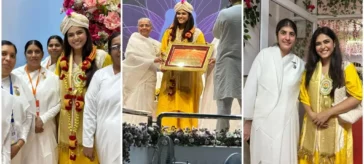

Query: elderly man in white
<box><xmin>123</xmin><ymin>18</ymin><xmax>163</xmax><ymax>124</ymax></box>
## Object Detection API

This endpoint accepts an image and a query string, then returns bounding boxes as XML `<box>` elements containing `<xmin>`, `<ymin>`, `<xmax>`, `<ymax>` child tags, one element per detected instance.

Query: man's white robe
<box><xmin>244</xmin><ymin>46</ymin><xmax>304</xmax><ymax>164</ymax></box>
<box><xmin>2</xmin><ymin>73</ymin><xmax>35</xmax><ymax>164</ymax></box>
<box><xmin>12</xmin><ymin>66</ymin><xmax>60</xmax><ymax>164</ymax></box>
<box><xmin>123</xmin><ymin>32</ymin><xmax>161</xmax><ymax>123</ymax></box>
<box><xmin>83</xmin><ymin>65</ymin><xmax>120</xmax><ymax>164</ymax></box>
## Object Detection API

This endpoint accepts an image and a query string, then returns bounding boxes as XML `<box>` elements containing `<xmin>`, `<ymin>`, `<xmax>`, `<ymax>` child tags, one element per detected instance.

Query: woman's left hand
<box><xmin>313</xmin><ymin>110</ymin><xmax>332</xmax><ymax>127</ymax></box>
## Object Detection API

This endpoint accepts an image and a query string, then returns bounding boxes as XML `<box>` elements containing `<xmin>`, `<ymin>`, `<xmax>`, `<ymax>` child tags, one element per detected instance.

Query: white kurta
<box><xmin>244</xmin><ymin>46</ymin><xmax>304</xmax><ymax>164</ymax></box>
<box><xmin>83</xmin><ymin>65</ymin><xmax>120</xmax><ymax>164</ymax></box>
<box><xmin>2</xmin><ymin>73</ymin><xmax>35</xmax><ymax>164</ymax></box>
<box><xmin>12</xmin><ymin>66</ymin><xmax>60</xmax><ymax>164</ymax></box>
<box><xmin>199</xmin><ymin>38</ymin><xmax>241</xmax><ymax>131</ymax></box>
<box><xmin>2</xmin><ymin>89</ymin><xmax>16</xmax><ymax>164</ymax></box>
<box><xmin>123</xmin><ymin>32</ymin><xmax>161</xmax><ymax>124</ymax></box>
<box><xmin>41</xmin><ymin>56</ymin><xmax>56</xmax><ymax>73</ymax></box>
<box><xmin>212</xmin><ymin>4</ymin><xmax>242</xmax><ymax>100</ymax></box>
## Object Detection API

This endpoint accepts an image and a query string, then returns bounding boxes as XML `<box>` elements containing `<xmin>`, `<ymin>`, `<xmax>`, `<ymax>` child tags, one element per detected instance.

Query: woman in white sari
<box><xmin>83</xmin><ymin>32</ymin><xmax>121</xmax><ymax>164</ymax></box>
<box><xmin>199</xmin><ymin>38</ymin><xmax>241</xmax><ymax>131</ymax></box>
<box><xmin>2</xmin><ymin>89</ymin><xmax>15</xmax><ymax>164</ymax></box>
<box><xmin>244</xmin><ymin>19</ymin><xmax>305</xmax><ymax>164</ymax></box>
<box><xmin>2</xmin><ymin>40</ymin><xmax>35</xmax><ymax>164</ymax></box>
<box><xmin>41</xmin><ymin>35</ymin><xmax>63</xmax><ymax>73</ymax></box>
<box><xmin>123</xmin><ymin>18</ymin><xmax>162</xmax><ymax>124</ymax></box>
<box><xmin>12</xmin><ymin>40</ymin><xmax>60</xmax><ymax>164</ymax></box>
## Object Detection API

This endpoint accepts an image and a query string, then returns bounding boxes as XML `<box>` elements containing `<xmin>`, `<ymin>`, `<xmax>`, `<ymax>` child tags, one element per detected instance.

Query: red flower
<box><xmin>245</xmin><ymin>0</ymin><xmax>251</xmax><ymax>8</ymax></box>
<box><xmin>307</xmin><ymin>5</ymin><xmax>315</xmax><ymax>9</ymax></box>
<box><xmin>69</xmin><ymin>135</ymin><xmax>76</xmax><ymax>140</ymax></box>
<box><xmin>92</xmin><ymin>10</ymin><xmax>102</xmax><ymax>21</ymax></box>
<box><xmin>64</xmin><ymin>94</ymin><xmax>73</xmax><ymax>99</ymax></box>
<box><xmin>185</xmin><ymin>32</ymin><xmax>192</xmax><ymax>38</ymax></box>
<box><xmin>307</xmin><ymin>5</ymin><xmax>315</xmax><ymax>12</ymax></box>
<box><xmin>61</xmin><ymin>66</ymin><xmax>69</xmax><ymax>71</ymax></box>
<box><xmin>63</xmin><ymin>0</ymin><xmax>75</xmax><ymax>9</ymax></box>
<box><xmin>89</xmin><ymin>23</ymin><xmax>100</xmax><ymax>36</ymax></box>
<box><xmin>78</xmin><ymin>75</ymin><xmax>88</xmax><ymax>81</ymax></box>
<box><xmin>77</xmin><ymin>96</ymin><xmax>84</xmax><ymax>101</ymax></box>
<box><xmin>70</xmin><ymin>154</ymin><xmax>76</xmax><ymax>161</ymax></box>
<box><xmin>60</xmin><ymin>74</ymin><xmax>65</xmax><ymax>80</ymax></box>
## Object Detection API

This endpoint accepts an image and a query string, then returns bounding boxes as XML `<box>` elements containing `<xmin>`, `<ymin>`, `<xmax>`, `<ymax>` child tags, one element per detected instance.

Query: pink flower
<box><xmin>83</xmin><ymin>0</ymin><xmax>107</xmax><ymax>8</ymax></box>
<box><xmin>66</xmin><ymin>8</ymin><xmax>74</xmax><ymax>16</ymax></box>
<box><xmin>98</xmin><ymin>14</ymin><xmax>105</xmax><ymax>23</ymax></box>
<box><xmin>103</xmin><ymin>12</ymin><xmax>120</xmax><ymax>30</ymax></box>
<box><xmin>83</xmin><ymin>0</ymin><xmax>97</xmax><ymax>8</ymax></box>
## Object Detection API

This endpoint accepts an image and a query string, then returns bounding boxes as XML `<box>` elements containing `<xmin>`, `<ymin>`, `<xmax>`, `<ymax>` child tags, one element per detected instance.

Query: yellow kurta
<box><xmin>156</xmin><ymin>28</ymin><xmax>206</xmax><ymax>129</ymax></box>
<box><xmin>299</xmin><ymin>62</ymin><xmax>362</xmax><ymax>164</ymax></box>
<box><xmin>55</xmin><ymin>50</ymin><xmax>112</xmax><ymax>164</ymax></box>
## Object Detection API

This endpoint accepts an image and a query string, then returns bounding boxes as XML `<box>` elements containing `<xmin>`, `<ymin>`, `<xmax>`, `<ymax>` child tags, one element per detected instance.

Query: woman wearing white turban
<box><xmin>55</xmin><ymin>10</ymin><xmax>113</xmax><ymax>164</ymax></box>
<box><xmin>156</xmin><ymin>0</ymin><xmax>206</xmax><ymax>129</ymax></box>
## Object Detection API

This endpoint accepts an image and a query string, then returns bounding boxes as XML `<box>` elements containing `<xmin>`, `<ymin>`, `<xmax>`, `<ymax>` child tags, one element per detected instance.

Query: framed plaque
<box><xmin>161</xmin><ymin>43</ymin><xmax>214</xmax><ymax>72</ymax></box>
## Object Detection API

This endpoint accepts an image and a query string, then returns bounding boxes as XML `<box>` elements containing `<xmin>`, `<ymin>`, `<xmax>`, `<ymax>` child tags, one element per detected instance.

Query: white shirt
<box><xmin>83</xmin><ymin>65</ymin><xmax>121</xmax><ymax>164</ymax></box>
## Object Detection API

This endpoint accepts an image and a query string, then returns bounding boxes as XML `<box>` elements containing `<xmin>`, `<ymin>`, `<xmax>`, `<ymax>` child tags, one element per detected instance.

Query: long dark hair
<box><xmin>47</xmin><ymin>35</ymin><xmax>63</xmax><ymax>47</ymax></box>
<box><xmin>63</xmin><ymin>27</ymin><xmax>97</xmax><ymax>87</ymax></box>
<box><xmin>2</xmin><ymin>40</ymin><xmax>17</xmax><ymax>54</ymax></box>
<box><xmin>305</xmin><ymin>27</ymin><xmax>344</xmax><ymax>98</ymax></box>
<box><xmin>170</xmin><ymin>12</ymin><xmax>195</xmax><ymax>42</ymax></box>
<box><xmin>24</xmin><ymin>40</ymin><xmax>44</xmax><ymax>55</ymax></box>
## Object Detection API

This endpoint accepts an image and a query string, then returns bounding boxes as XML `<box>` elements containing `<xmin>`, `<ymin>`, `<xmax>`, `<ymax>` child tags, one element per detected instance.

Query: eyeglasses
<box><xmin>111</xmin><ymin>44</ymin><xmax>121</xmax><ymax>51</ymax></box>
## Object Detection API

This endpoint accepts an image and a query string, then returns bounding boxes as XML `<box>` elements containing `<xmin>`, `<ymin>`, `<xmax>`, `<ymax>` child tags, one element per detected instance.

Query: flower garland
<box><xmin>123</xmin><ymin>123</ymin><xmax>242</xmax><ymax>163</ymax></box>
<box><xmin>59</xmin><ymin>46</ymin><xmax>97</xmax><ymax>160</ymax></box>
<box><xmin>166</xmin><ymin>25</ymin><xmax>196</xmax><ymax>96</ymax></box>
<box><xmin>168</xmin><ymin>25</ymin><xmax>196</xmax><ymax>42</ymax></box>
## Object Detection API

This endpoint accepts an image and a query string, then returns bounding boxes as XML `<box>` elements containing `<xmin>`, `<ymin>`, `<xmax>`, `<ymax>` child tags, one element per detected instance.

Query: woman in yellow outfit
<box><xmin>156</xmin><ymin>0</ymin><xmax>206</xmax><ymax>129</ymax></box>
<box><xmin>55</xmin><ymin>10</ymin><xmax>112</xmax><ymax>163</ymax></box>
<box><xmin>298</xmin><ymin>27</ymin><xmax>362</xmax><ymax>164</ymax></box>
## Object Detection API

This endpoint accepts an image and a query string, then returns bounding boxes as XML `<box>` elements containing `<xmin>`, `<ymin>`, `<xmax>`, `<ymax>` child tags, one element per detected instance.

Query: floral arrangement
<box><xmin>123</xmin><ymin>122</ymin><xmax>241</xmax><ymax>163</ymax></box>
<box><xmin>244</xmin><ymin>0</ymin><xmax>260</xmax><ymax>41</ymax></box>
<box><xmin>62</xmin><ymin>0</ymin><xmax>121</xmax><ymax>49</ymax></box>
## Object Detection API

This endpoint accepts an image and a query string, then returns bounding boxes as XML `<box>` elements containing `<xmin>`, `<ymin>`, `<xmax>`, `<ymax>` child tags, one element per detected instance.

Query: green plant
<box><xmin>318</xmin><ymin>0</ymin><xmax>362</xmax><ymax>15</ymax></box>
<box><xmin>244</xmin><ymin>0</ymin><xmax>260</xmax><ymax>41</ymax></box>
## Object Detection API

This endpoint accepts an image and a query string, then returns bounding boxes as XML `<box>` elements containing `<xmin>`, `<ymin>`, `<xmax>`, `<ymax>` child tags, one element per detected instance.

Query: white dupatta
<box><xmin>123</xmin><ymin>32</ymin><xmax>161</xmax><ymax>104</ymax></box>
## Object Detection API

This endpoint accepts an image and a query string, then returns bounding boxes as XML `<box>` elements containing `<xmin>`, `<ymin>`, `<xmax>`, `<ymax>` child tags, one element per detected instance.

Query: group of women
<box><xmin>123</xmin><ymin>0</ymin><xmax>241</xmax><ymax>131</ymax></box>
<box><xmin>244</xmin><ymin>18</ymin><xmax>362</xmax><ymax>164</ymax></box>
<box><xmin>2</xmin><ymin>10</ymin><xmax>120</xmax><ymax>164</ymax></box>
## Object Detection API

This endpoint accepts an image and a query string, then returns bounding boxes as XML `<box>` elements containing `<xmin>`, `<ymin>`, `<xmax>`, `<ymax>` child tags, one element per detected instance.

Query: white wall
<box><xmin>244</xmin><ymin>0</ymin><xmax>297</xmax><ymax>75</ymax></box>
<box><xmin>2</xmin><ymin>0</ymin><xmax>64</xmax><ymax>68</ymax></box>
